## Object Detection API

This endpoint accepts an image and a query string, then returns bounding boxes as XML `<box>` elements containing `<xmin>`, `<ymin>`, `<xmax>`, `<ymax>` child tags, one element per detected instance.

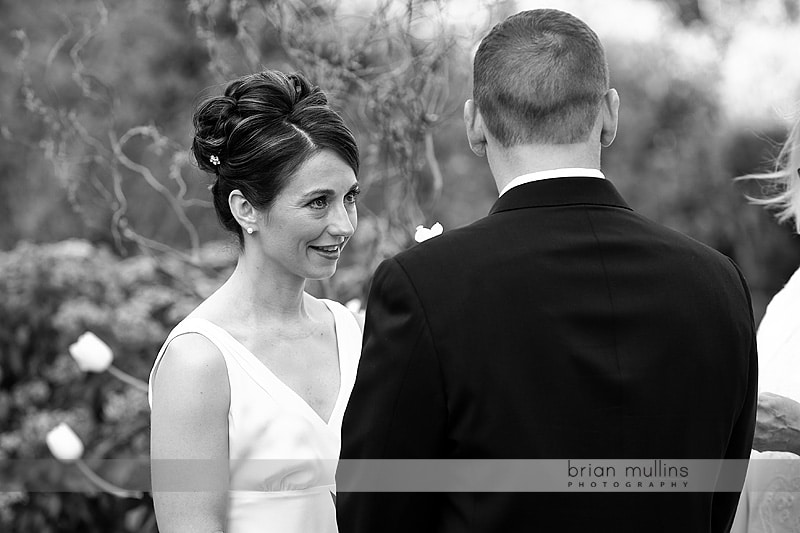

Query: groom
<box><xmin>338</xmin><ymin>9</ymin><xmax>756</xmax><ymax>532</ymax></box>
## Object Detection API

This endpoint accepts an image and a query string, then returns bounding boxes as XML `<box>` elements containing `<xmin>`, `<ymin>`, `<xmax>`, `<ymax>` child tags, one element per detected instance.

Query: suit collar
<box><xmin>489</xmin><ymin>176</ymin><xmax>632</xmax><ymax>216</ymax></box>
<box><xmin>500</xmin><ymin>168</ymin><xmax>605</xmax><ymax>196</ymax></box>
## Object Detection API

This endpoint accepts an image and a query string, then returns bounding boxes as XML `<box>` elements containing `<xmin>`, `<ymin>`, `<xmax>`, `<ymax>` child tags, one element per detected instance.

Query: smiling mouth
<box><xmin>311</xmin><ymin>244</ymin><xmax>340</xmax><ymax>252</ymax></box>
<box><xmin>309</xmin><ymin>244</ymin><xmax>342</xmax><ymax>257</ymax></box>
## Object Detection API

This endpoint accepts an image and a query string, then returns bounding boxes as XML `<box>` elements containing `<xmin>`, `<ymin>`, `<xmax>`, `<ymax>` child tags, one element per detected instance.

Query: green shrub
<box><xmin>0</xmin><ymin>239</ymin><xmax>229</xmax><ymax>532</ymax></box>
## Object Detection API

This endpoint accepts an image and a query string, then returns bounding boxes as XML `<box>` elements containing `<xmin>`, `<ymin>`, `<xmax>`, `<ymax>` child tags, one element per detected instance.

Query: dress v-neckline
<box><xmin>188</xmin><ymin>300</ymin><xmax>346</xmax><ymax>427</ymax></box>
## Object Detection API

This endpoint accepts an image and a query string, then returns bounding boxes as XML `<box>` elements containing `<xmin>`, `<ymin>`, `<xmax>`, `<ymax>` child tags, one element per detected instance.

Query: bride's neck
<box><xmin>220</xmin><ymin>253</ymin><xmax>310</xmax><ymax>324</ymax></box>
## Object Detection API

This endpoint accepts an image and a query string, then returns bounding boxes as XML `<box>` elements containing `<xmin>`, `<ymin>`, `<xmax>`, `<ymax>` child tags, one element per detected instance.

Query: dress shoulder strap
<box><xmin>321</xmin><ymin>299</ymin><xmax>362</xmax><ymax>372</ymax></box>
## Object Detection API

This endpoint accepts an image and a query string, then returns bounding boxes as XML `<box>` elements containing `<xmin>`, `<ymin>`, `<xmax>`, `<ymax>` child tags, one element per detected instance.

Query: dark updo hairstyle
<box><xmin>192</xmin><ymin>70</ymin><xmax>359</xmax><ymax>246</ymax></box>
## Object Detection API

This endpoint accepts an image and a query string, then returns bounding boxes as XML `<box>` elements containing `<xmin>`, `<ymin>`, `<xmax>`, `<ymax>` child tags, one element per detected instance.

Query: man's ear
<box><xmin>464</xmin><ymin>99</ymin><xmax>487</xmax><ymax>157</ymax></box>
<box><xmin>600</xmin><ymin>88</ymin><xmax>620</xmax><ymax>148</ymax></box>
<box><xmin>229</xmin><ymin>189</ymin><xmax>258</xmax><ymax>232</ymax></box>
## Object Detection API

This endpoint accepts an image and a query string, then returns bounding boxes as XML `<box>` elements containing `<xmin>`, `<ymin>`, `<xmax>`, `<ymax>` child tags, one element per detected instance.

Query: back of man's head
<box><xmin>474</xmin><ymin>9</ymin><xmax>609</xmax><ymax>148</ymax></box>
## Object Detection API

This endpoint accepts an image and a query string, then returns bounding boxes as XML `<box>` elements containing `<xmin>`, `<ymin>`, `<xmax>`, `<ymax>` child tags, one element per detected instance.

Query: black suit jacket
<box><xmin>337</xmin><ymin>177</ymin><xmax>757</xmax><ymax>532</ymax></box>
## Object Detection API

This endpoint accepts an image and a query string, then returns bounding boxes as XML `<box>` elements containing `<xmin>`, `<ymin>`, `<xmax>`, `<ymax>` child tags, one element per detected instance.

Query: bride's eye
<box><xmin>344</xmin><ymin>187</ymin><xmax>361</xmax><ymax>205</ymax></box>
<box><xmin>308</xmin><ymin>197</ymin><xmax>328</xmax><ymax>209</ymax></box>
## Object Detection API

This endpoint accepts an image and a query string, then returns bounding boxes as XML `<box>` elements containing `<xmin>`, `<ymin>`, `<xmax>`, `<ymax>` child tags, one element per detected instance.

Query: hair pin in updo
<box><xmin>293</xmin><ymin>77</ymin><xmax>302</xmax><ymax>95</ymax></box>
<box><xmin>210</xmin><ymin>155</ymin><xmax>221</xmax><ymax>166</ymax></box>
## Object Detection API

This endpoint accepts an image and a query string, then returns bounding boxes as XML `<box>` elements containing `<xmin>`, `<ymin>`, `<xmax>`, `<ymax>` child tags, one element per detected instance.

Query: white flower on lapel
<box><xmin>345</xmin><ymin>298</ymin><xmax>363</xmax><ymax>314</ymax></box>
<box><xmin>69</xmin><ymin>332</ymin><xmax>114</xmax><ymax>372</ymax></box>
<box><xmin>345</xmin><ymin>298</ymin><xmax>366</xmax><ymax>323</ymax></box>
<box><xmin>46</xmin><ymin>423</ymin><xmax>84</xmax><ymax>462</ymax></box>
<box><xmin>414</xmin><ymin>222</ymin><xmax>443</xmax><ymax>243</ymax></box>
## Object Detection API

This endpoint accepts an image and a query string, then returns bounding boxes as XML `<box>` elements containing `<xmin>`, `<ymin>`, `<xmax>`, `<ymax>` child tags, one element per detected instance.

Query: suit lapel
<box><xmin>489</xmin><ymin>176</ymin><xmax>632</xmax><ymax>216</ymax></box>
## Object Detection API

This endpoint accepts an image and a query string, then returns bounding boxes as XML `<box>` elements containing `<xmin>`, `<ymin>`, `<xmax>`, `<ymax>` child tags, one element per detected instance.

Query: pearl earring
<box><xmin>246</xmin><ymin>227</ymin><xmax>254</xmax><ymax>235</ymax></box>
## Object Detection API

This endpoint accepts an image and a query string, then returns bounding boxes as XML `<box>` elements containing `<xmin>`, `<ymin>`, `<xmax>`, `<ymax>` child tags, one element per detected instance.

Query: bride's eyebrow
<box><xmin>300</xmin><ymin>188</ymin><xmax>335</xmax><ymax>199</ymax></box>
<box><xmin>300</xmin><ymin>183</ymin><xmax>360</xmax><ymax>199</ymax></box>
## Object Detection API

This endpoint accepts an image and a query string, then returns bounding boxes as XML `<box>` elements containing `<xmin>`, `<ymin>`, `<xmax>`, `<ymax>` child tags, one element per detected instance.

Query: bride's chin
<box><xmin>305</xmin><ymin>269</ymin><xmax>338</xmax><ymax>282</ymax></box>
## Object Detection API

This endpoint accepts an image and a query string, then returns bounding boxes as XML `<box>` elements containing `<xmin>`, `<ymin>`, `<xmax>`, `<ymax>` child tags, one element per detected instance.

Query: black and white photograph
<box><xmin>1</xmin><ymin>0</ymin><xmax>799</xmax><ymax>531</ymax></box>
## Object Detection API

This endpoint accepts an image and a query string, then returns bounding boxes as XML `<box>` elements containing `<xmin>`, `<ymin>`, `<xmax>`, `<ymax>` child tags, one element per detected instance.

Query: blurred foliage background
<box><xmin>1</xmin><ymin>0</ymin><xmax>799</xmax><ymax>531</ymax></box>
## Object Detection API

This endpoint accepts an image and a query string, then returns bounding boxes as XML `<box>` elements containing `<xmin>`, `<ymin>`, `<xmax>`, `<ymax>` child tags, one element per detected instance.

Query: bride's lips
<box><xmin>309</xmin><ymin>244</ymin><xmax>342</xmax><ymax>260</ymax></box>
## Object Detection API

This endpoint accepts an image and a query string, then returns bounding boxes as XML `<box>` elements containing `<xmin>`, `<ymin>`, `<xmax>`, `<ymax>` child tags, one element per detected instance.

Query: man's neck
<box><xmin>488</xmin><ymin>142</ymin><xmax>601</xmax><ymax>194</ymax></box>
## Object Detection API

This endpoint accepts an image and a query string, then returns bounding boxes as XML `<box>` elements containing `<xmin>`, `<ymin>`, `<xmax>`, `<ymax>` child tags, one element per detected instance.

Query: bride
<box><xmin>149</xmin><ymin>69</ymin><xmax>362</xmax><ymax>532</ymax></box>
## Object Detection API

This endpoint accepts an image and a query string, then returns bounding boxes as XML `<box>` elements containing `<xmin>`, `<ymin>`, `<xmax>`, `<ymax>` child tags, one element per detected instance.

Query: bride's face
<box><xmin>254</xmin><ymin>149</ymin><xmax>359</xmax><ymax>281</ymax></box>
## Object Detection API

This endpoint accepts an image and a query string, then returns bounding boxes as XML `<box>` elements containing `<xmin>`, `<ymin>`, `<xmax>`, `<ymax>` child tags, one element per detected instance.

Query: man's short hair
<box><xmin>474</xmin><ymin>9</ymin><xmax>609</xmax><ymax>147</ymax></box>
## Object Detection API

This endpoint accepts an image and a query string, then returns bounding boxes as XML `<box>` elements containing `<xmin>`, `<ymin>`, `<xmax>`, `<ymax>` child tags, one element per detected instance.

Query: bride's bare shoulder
<box><xmin>305</xmin><ymin>293</ymin><xmax>364</xmax><ymax>332</ymax></box>
<box><xmin>303</xmin><ymin>292</ymin><xmax>331</xmax><ymax>317</ymax></box>
<box><xmin>162</xmin><ymin>331</ymin><xmax>224</xmax><ymax>366</ymax></box>
<box><xmin>152</xmin><ymin>332</ymin><xmax>229</xmax><ymax>408</ymax></box>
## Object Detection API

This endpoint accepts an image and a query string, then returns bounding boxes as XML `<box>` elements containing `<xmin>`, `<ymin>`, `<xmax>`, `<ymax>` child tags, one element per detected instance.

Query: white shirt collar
<box><xmin>499</xmin><ymin>168</ymin><xmax>606</xmax><ymax>197</ymax></box>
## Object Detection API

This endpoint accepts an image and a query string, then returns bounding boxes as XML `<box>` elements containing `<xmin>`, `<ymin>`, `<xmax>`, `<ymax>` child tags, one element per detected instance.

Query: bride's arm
<box><xmin>150</xmin><ymin>333</ymin><xmax>231</xmax><ymax>533</ymax></box>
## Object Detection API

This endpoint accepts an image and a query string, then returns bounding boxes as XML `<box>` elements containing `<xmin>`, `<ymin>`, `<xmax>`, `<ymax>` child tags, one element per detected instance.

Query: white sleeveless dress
<box><xmin>148</xmin><ymin>299</ymin><xmax>361</xmax><ymax>533</ymax></box>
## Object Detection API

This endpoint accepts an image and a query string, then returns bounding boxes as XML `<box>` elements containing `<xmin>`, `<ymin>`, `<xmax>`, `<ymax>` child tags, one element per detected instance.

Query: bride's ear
<box><xmin>229</xmin><ymin>189</ymin><xmax>259</xmax><ymax>234</ymax></box>
<box><xmin>464</xmin><ymin>99</ymin><xmax>488</xmax><ymax>157</ymax></box>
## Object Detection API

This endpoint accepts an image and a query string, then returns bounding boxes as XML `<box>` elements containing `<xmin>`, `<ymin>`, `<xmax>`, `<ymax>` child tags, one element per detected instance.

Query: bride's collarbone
<box><xmin>256</xmin><ymin>332</ymin><xmax>338</xmax><ymax>369</ymax></box>
<box><xmin>240</xmin><ymin>325</ymin><xmax>340</xmax><ymax>390</ymax></box>
<box><xmin>239</xmin><ymin>318</ymin><xmax>335</xmax><ymax>356</ymax></box>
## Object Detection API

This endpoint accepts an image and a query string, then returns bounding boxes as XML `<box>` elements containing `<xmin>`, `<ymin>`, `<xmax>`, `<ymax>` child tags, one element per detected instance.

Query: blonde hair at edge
<box><xmin>743</xmin><ymin>118</ymin><xmax>800</xmax><ymax>233</ymax></box>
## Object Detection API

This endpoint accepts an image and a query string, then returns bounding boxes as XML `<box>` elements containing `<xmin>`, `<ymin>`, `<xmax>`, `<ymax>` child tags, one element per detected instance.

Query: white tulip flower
<box><xmin>46</xmin><ymin>423</ymin><xmax>84</xmax><ymax>462</ymax></box>
<box><xmin>414</xmin><ymin>222</ymin><xmax>443</xmax><ymax>243</ymax></box>
<box><xmin>69</xmin><ymin>332</ymin><xmax>113</xmax><ymax>372</ymax></box>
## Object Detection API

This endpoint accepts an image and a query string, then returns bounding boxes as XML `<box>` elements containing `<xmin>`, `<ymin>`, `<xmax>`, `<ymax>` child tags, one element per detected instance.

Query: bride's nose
<box><xmin>328</xmin><ymin>202</ymin><xmax>355</xmax><ymax>238</ymax></box>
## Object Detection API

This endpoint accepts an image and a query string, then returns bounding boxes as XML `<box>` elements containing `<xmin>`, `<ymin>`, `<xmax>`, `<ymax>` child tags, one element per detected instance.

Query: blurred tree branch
<box><xmin>13</xmin><ymin>0</ymin><xmax>461</xmax><ymax>299</ymax></box>
<box><xmin>12</xmin><ymin>2</ymin><xmax>209</xmax><ymax>267</ymax></box>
